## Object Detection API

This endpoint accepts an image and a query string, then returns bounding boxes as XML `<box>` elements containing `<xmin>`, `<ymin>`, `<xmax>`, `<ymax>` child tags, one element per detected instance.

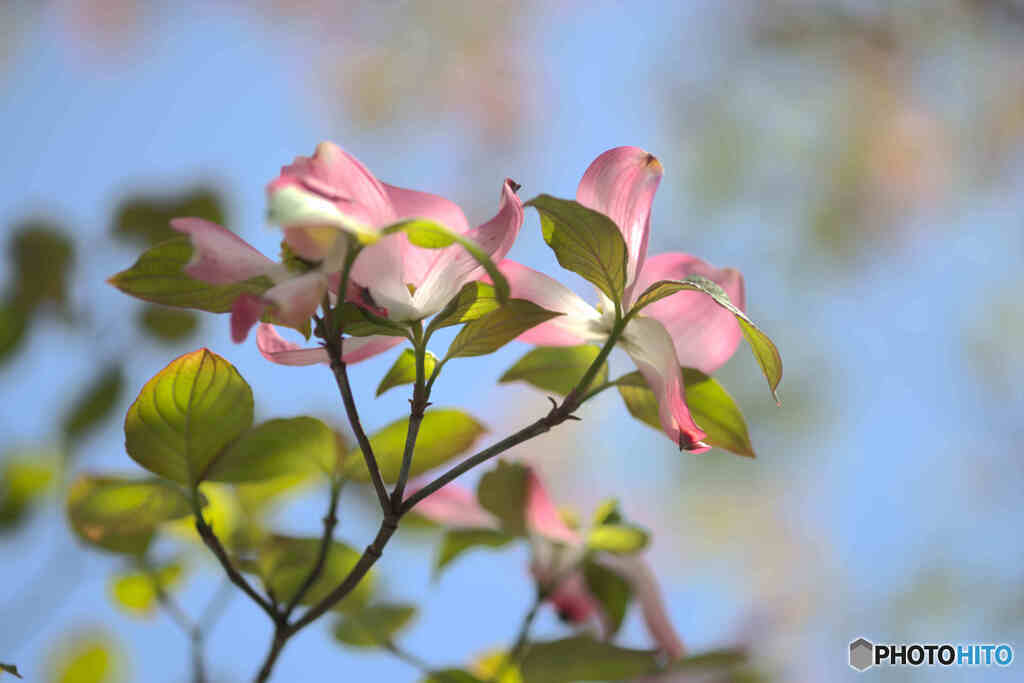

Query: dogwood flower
<box><xmin>501</xmin><ymin>147</ymin><xmax>746</xmax><ymax>451</ymax></box>
<box><xmin>408</xmin><ymin>468</ymin><xmax>685</xmax><ymax>660</ymax></box>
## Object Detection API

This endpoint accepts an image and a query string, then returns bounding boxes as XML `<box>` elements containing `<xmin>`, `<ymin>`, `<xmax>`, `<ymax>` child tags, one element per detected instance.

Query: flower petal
<box><xmin>230</xmin><ymin>294</ymin><xmax>267</xmax><ymax>343</ymax></box>
<box><xmin>263</xmin><ymin>271</ymin><xmax>328</xmax><ymax>330</ymax></box>
<box><xmin>598</xmin><ymin>554</ymin><xmax>685</xmax><ymax>660</ymax></box>
<box><xmin>340</xmin><ymin>335</ymin><xmax>405</xmax><ymax>364</ymax></box>
<box><xmin>411</xmin><ymin>179</ymin><xmax>524</xmax><ymax>318</ymax></box>
<box><xmin>546</xmin><ymin>570</ymin><xmax>601</xmax><ymax>625</ymax></box>
<box><xmin>170</xmin><ymin>217</ymin><xmax>285</xmax><ymax>284</ymax></box>
<box><xmin>493</xmin><ymin>260</ymin><xmax>604</xmax><ymax>347</ymax></box>
<box><xmin>576</xmin><ymin>147</ymin><xmax>663</xmax><ymax>288</ymax></box>
<box><xmin>405</xmin><ymin>481</ymin><xmax>498</xmax><ymax>529</ymax></box>
<box><xmin>255</xmin><ymin>324</ymin><xmax>403</xmax><ymax>366</ymax></box>
<box><xmin>525</xmin><ymin>467</ymin><xmax>581</xmax><ymax>545</ymax></box>
<box><xmin>620</xmin><ymin>316</ymin><xmax>708</xmax><ymax>451</ymax></box>
<box><xmin>632</xmin><ymin>253</ymin><xmax>745</xmax><ymax>374</ymax></box>
<box><xmin>350</xmin><ymin>233</ymin><xmax>417</xmax><ymax>321</ymax></box>
<box><xmin>384</xmin><ymin>182</ymin><xmax>470</xmax><ymax>286</ymax></box>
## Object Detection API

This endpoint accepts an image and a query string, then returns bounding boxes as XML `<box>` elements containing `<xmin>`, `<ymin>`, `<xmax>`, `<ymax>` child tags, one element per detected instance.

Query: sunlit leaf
<box><xmin>427</xmin><ymin>282</ymin><xmax>500</xmax><ymax>334</ymax></box>
<box><xmin>345</xmin><ymin>410</ymin><xmax>485</xmax><ymax>484</ymax></box>
<box><xmin>8</xmin><ymin>222</ymin><xmax>74</xmax><ymax>312</ymax></box>
<box><xmin>630</xmin><ymin>277</ymin><xmax>782</xmax><ymax>402</ymax></box>
<box><xmin>499</xmin><ymin>345</ymin><xmax>606</xmax><ymax>396</ymax></box>
<box><xmin>590</xmin><ymin>498</ymin><xmax>622</xmax><ymax>526</ymax></box>
<box><xmin>109</xmin><ymin>238</ymin><xmax>273</xmax><ymax>313</ymax></box>
<box><xmin>586</xmin><ymin>523</ymin><xmax>649</xmax><ymax>555</ymax></box>
<box><xmin>526</xmin><ymin>195</ymin><xmax>628</xmax><ymax>303</ymax></box>
<box><xmin>67</xmin><ymin>475</ymin><xmax>191</xmax><ymax>555</ymax></box>
<box><xmin>332</xmin><ymin>603</ymin><xmax>417</xmax><ymax>647</ymax></box>
<box><xmin>203</xmin><ymin>417</ymin><xmax>338</xmax><ymax>483</ymax></box>
<box><xmin>0</xmin><ymin>451</ymin><xmax>59</xmax><ymax>530</ymax></box>
<box><xmin>112</xmin><ymin>188</ymin><xmax>226</xmax><ymax>246</ymax></box>
<box><xmin>519</xmin><ymin>636</ymin><xmax>658</xmax><ymax>683</ymax></box>
<box><xmin>61</xmin><ymin>366</ymin><xmax>123</xmax><ymax>440</ymax></box>
<box><xmin>47</xmin><ymin>632</ymin><xmax>120</xmax><ymax>683</ymax></box>
<box><xmin>616</xmin><ymin>369</ymin><xmax>756</xmax><ymax>458</ymax></box>
<box><xmin>125</xmin><ymin>349</ymin><xmax>253</xmax><ymax>485</ymax></box>
<box><xmin>108</xmin><ymin>561</ymin><xmax>183</xmax><ymax>616</ymax></box>
<box><xmin>445</xmin><ymin>300</ymin><xmax>561</xmax><ymax>360</ymax></box>
<box><xmin>163</xmin><ymin>482</ymin><xmax>242</xmax><ymax>547</ymax></box>
<box><xmin>435</xmin><ymin>529</ymin><xmax>514</xmax><ymax>576</ymax></box>
<box><xmin>376</xmin><ymin>349</ymin><xmax>438</xmax><ymax>397</ymax></box>
<box><xmin>476</xmin><ymin>461</ymin><xmax>528</xmax><ymax>536</ymax></box>
<box><xmin>137</xmin><ymin>305</ymin><xmax>199</xmax><ymax>342</ymax></box>
<box><xmin>582</xmin><ymin>560</ymin><xmax>631</xmax><ymax>636</ymax></box>
<box><xmin>258</xmin><ymin>535</ymin><xmax>374</xmax><ymax>611</ymax></box>
<box><xmin>471</xmin><ymin>651</ymin><xmax>522</xmax><ymax>683</ymax></box>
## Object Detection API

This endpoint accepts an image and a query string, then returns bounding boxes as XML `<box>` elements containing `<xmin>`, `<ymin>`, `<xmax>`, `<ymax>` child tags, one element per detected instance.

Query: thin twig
<box><xmin>391</xmin><ymin>325</ymin><xmax>428</xmax><ymax>510</ymax></box>
<box><xmin>281</xmin><ymin>481</ymin><xmax>343</xmax><ymax>619</ymax></box>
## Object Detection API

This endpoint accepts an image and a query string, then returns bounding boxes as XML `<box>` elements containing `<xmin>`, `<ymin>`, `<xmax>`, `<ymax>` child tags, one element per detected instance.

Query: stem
<box><xmin>391</xmin><ymin>323</ymin><xmax>428</xmax><ymax>510</ymax></box>
<box><xmin>281</xmin><ymin>480</ymin><xmax>343</xmax><ymax>619</ymax></box>
<box><xmin>493</xmin><ymin>590</ymin><xmax>546</xmax><ymax>683</ymax></box>
<box><xmin>255</xmin><ymin>629</ymin><xmax>287</xmax><ymax>683</ymax></box>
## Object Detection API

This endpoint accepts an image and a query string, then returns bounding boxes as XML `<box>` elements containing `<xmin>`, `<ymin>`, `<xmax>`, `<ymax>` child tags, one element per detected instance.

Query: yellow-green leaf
<box><xmin>586</xmin><ymin>523</ymin><xmax>649</xmax><ymax>555</ymax></box>
<box><xmin>445</xmin><ymin>300</ymin><xmax>561</xmax><ymax>360</ymax></box>
<box><xmin>203</xmin><ymin>417</ymin><xmax>338</xmax><ymax>483</ymax></box>
<box><xmin>376</xmin><ymin>350</ymin><xmax>438</xmax><ymax>397</ymax></box>
<box><xmin>258</xmin><ymin>535</ymin><xmax>374</xmax><ymax>611</ymax></box>
<box><xmin>332</xmin><ymin>603</ymin><xmax>417</xmax><ymax>647</ymax></box>
<box><xmin>137</xmin><ymin>305</ymin><xmax>199</xmax><ymax>342</ymax></box>
<box><xmin>435</xmin><ymin>529</ymin><xmax>514</xmax><ymax>576</ymax></box>
<box><xmin>476</xmin><ymin>461</ymin><xmax>528</xmax><ymax>536</ymax></box>
<box><xmin>0</xmin><ymin>451</ymin><xmax>59</xmax><ymax>530</ymax></box>
<box><xmin>125</xmin><ymin>349</ymin><xmax>253</xmax><ymax>485</ymax></box>
<box><xmin>108</xmin><ymin>562</ymin><xmax>183</xmax><ymax>616</ymax></box>
<box><xmin>427</xmin><ymin>282</ymin><xmax>500</xmax><ymax>334</ymax></box>
<box><xmin>582</xmin><ymin>560</ymin><xmax>631</xmax><ymax>635</ymax></box>
<box><xmin>519</xmin><ymin>636</ymin><xmax>658</xmax><ymax>683</ymax></box>
<box><xmin>499</xmin><ymin>345</ymin><xmax>606</xmax><ymax>396</ymax></box>
<box><xmin>47</xmin><ymin>633</ymin><xmax>119</xmax><ymax>683</ymax></box>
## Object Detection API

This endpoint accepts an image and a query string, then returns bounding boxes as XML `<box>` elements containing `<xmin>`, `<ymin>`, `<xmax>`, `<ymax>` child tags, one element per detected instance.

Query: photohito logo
<box><xmin>849</xmin><ymin>638</ymin><xmax>1014</xmax><ymax>671</ymax></box>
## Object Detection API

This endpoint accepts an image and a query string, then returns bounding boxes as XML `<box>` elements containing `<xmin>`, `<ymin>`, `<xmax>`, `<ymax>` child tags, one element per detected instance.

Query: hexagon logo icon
<box><xmin>850</xmin><ymin>638</ymin><xmax>874</xmax><ymax>671</ymax></box>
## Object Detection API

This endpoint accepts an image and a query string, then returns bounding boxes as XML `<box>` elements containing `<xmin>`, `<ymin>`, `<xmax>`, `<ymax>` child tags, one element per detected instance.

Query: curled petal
<box><xmin>546</xmin><ymin>570</ymin><xmax>601</xmax><ymax>625</ymax></box>
<box><xmin>170</xmin><ymin>217</ymin><xmax>285</xmax><ymax>284</ymax></box>
<box><xmin>525</xmin><ymin>467</ymin><xmax>581</xmax><ymax>545</ymax></box>
<box><xmin>411</xmin><ymin>179</ymin><xmax>524</xmax><ymax>318</ymax></box>
<box><xmin>598</xmin><ymin>554</ymin><xmax>685</xmax><ymax>660</ymax></box>
<box><xmin>576</xmin><ymin>147</ymin><xmax>663</xmax><ymax>288</ymax></box>
<box><xmin>405</xmin><ymin>481</ymin><xmax>498</xmax><ymax>529</ymax></box>
<box><xmin>350</xmin><ymin>233</ymin><xmax>417</xmax><ymax>321</ymax></box>
<box><xmin>230</xmin><ymin>294</ymin><xmax>267</xmax><ymax>343</ymax></box>
<box><xmin>385</xmin><ymin>182</ymin><xmax>470</xmax><ymax>286</ymax></box>
<box><xmin>340</xmin><ymin>335</ymin><xmax>405</xmax><ymax>364</ymax></box>
<box><xmin>494</xmin><ymin>260</ymin><xmax>604</xmax><ymax>347</ymax></box>
<box><xmin>621</xmin><ymin>317</ymin><xmax>708</xmax><ymax>452</ymax></box>
<box><xmin>632</xmin><ymin>253</ymin><xmax>745</xmax><ymax>374</ymax></box>
<box><xmin>256</xmin><ymin>324</ymin><xmax>403</xmax><ymax>366</ymax></box>
<box><xmin>263</xmin><ymin>271</ymin><xmax>328</xmax><ymax>330</ymax></box>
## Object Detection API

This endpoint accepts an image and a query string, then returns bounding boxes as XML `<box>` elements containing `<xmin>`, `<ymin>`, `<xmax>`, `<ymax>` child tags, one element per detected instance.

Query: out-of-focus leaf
<box><xmin>445</xmin><ymin>300</ymin><xmax>561</xmax><ymax>360</ymax></box>
<box><xmin>435</xmin><ymin>529</ymin><xmax>514</xmax><ymax>576</ymax></box>
<box><xmin>591</xmin><ymin>498</ymin><xmax>622</xmax><ymax>526</ymax></box>
<box><xmin>163</xmin><ymin>482</ymin><xmax>242</xmax><ymax>548</ymax></box>
<box><xmin>476</xmin><ymin>461</ymin><xmax>528</xmax><ymax>536</ymax></box>
<box><xmin>376</xmin><ymin>349</ymin><xmax>438</xmax><ymax>397</ymax></box>
<box><xmin>136</xmin><ymin>305</ymin><xmax>199</xmax><ymax>342</ymax></box>
<box><xmin>258</xmin><ymin>535</ymin><xmax>373</xmax><ymax>611</ymax></box>
<box><xmin>125</xmin><ymin>349</ymin><xmax>253</xmax><ymax>485</ymax></box>
<box><xmin>420</xmin><ymin>671</ymin><xmax>486</xmax><ymax>683</ymax></box>
<box><xmin>332</xmin><ymin>603</ymin><xmax>417</xmax><ymax>647</ymax></box>
<box><xmin>67</xmin><ymin>475</ymin><xmax>191</xmax><ymax>555</ymax></box>
<box><xmin>0</xmin><ymin>301</ymin><xmax>28</xmax><ymax>364</ymax></box>
<box><xmin>345</xmin><ymin>410</ymin><xmax>485</xmax><ymax>484</ymax></box>
<box><xmin>583</xmin><ymin>560</ymin><xmax>631</xmax><ymax>636</ymax></box>
<box><xmin>109</xmin><ymin>238</ymin><xmax>273</xmax><ymax>313</ymax></box>
<box><xmin>0</xmin><ymin>662</ymin><xmax>21</xmax><ymax>678</ymax></box>
<box><xmin>47</xmin><ymin>632</ymin><xmax>119</xmax><ymax>683</ymax></box>
<box><xmin>519</xmin><ymin>636</ymin><xmax>658</xmax><ymax>683</ymax></box>
<box><xmin>427</xmin><ymin>282</ymin><xmax>500</xmax><ymax>334</ymax></box>
<box><xmin>8</xmin><ymin>222</ymin><xmax>74</xmax><ymax>312</ymax></box>
<box><xmin>108</xmin><ymin>561</ymin><xmax>183</xmax><ymax>616</ymax></box>
<box><xmin>0</xmin><ymin>452</ymin><xmax>59</xmax><ymax>530</ymax></box>
<box><xmin>112</xmin><ymin>188</ymin><xmax>225</xmax><ymax>246</ymax></box>
<box><xmin>586</xmin><ymin>523</ymin><xmax>649</xmax><ymax>555</ymax></box>
<box><xmin>527</xmin><ymin>195</ymin><xmax>628</xmax><ymax>303</ymax></box>
<box><xmin>616</xmin><ymin>369</ymin><xmax>756</xmax><ymax>458</ymax></box>
<box><xmin>338</xmin><ymin>303</ymin><xmax>410</xmax><ymax>338</ymax></box>
<box><xmin>203</xmin><ymin>417</ymin><xmax>337</xmax><ymax>483</ymax></box>
<box><xmin>666</xmin><ymin>648</ymin><xmax>750</xmax><ymax>674</ymax></box>
<box><xmin>471</xmin><ymin>651</ymin><xmax>522</xmax><ymax>683</ymax></box>
<box><xmin>629</xmin><ymin>277</ymin><xmax>782</xmax><ymax>402</ymax></box>
<box><xmin>61</xmin><ymin>366</ymin><xmax>123</xmax><ymax>440</ymax></box>
<box><xmin>499</xmin><ymin>345</ymin><xmax>606</xmax><ymax>396</ymax></box>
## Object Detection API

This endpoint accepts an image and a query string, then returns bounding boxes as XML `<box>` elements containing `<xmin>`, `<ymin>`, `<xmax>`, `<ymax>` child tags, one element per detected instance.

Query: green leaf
<box><xmin>376</xmin><ymin>349</ymin><xmax>438</xmax><ymax>396</ymax></box>
<box><xmin>586</xmin><ymin>523</ymin><xmax>649</xmax><ymax>555</ymax></box>
<box><xmin>381</xmin><ymin>219</ymin><xmax>510</xmax><ymax>304</ymax></box>
<box><xmin>629</xmin><ymin>277</ymin><xmax>782</xmax><ymax>402</ymax></box>
<box><xmin>48</xmin><ymin>633</ymin><xmax>119</xmax><ymax>683</ymax></box>
<box><xmin>427</xmin><ymin>282</ymin><xmax>501</xmax><ymax>334</ymax></box>
<box><xmin>445</xmin><ymin>300</ymin><xmax>561</xmax><ymax>360</ymax></box>
<box><xmin>582</xmin><ymin>560</ymin><xmax>631</xmax><ymax>636</ymax></box>
<box><xmin>666</xmin><ymin>648</ymin><xmax>750</xmax><ymax>674</ymax></box>
<box><xmin>345</xmin><ymin>409</ymin><xmax>485</xmax><ymax>484</ymax></box>
<box><xmin>338</xmin><ymin>302</ymin><xmax>410</xmax><ymax>338</ymax></box>
<box><xmin>526</xmin><ymin>195</ymin><xmax>628</xmax><ymax>303</ymax></box>
<box><xmin>61</xmin><ymin>366</ymin><xmax>123</xmax><ymax>440</ymax></box>
<box><xmin>66</xmin><ymin>475</ymin><xmax>192</xmax><ymax>555</ymax></box>
<box><xmin>112</xmin><ymin>188</ymin><xmax>226</xmax><ymax>246</ymax></box>
<box><xmin>332</xmin><ymin>603</ymin><xmax>417</xmax><ymax>647</ymax></box>
<box><xmin>435</xmin><ymin>529</ymin><xmax>514</xmax><ymax>576</ymax></box>
<box><xmin>0</xmin><ymin>452</ymin><xmax>59</xmax><ymax>530</ymax></box>
<box><xmin>203</xmin><ymin>417</ymin><xmax>338</xmax><ymax>483</ymax></box>
<box><xmin>125</xmin><ymin>349</ymin><xmax>254</xmax><ymax>485</ymax></box>
<box><xmin>0</xmin><ymin>663</ymin><xmax>21</xmax><ymax>678</ymax></box>
<box><xmin>616</xmin><ymin>369</ymin><xmax>756</xmax><ymax>458</ymax></box>
<box><xmin>109</xmin><ymin>238</ymin><xmax>273</xmax><ymax>313</ymax></box>
<box><xmin>420</xmin><ymin>671</ymin><xmax>487</xmax><ymax>683</ymax></box>
<box><xmin>108</xmin><ymin>561</ymin><xmax>184</xmax><ymax>616</ymax></box>
<box><xmin>476</xmin><ymin>461</ymin><xmax>528</xmax><ymax>536</ymax></box>
<box><xmin>0</xmin><ymin>301</ymin><xmax>28</xmax><ymax>364</ymax></box>
<box><xmin>258</xmin><ymin>535</ymin><xmax>374</xmax><ymax>611</ymax></box>
<box><xmin>137</xmin><ymin>305</ymin><xmax>199</xmax><ymax>342</ymax></box>
<box><xmin>519</xmin><ymin>636</ymin><xmax>658</xmax><ymax>683</ymax></box>
<box><xmin>590</xmin><ymin>498</ymin><xmax>622</xmax><ymax>526</ymax></box>
<box><xmin>8</xmin><ymin>222</ymin><xmax>74</xmax><ymax>312</ymax></box>
<box><xmin>499</xmin><ymin>345</ymin><xmax>606</xmax><ymax>396</ymax></box>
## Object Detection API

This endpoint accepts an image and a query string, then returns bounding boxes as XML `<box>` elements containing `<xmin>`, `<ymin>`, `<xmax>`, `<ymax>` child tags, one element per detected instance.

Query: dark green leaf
<box><xmin>66</xmin><ymin>475</ymin><xmax>192</xmax><ymax>555</ymax></box>
<box><xmin>435</xmin><ymin>529</ymin><xmax>514</xmax><ymax>576</ymax></box>
<box><xmin>0</xmin><ymin>662</ymin><xmax>21</xmax><ymax>678</ymax></box>
<box><xmin>586</xmin><ymin>523</ymin><xmax>649</xmax><ymax>555</ymax></box>
<box><xmin>476</xmin><ymin>461</ymin><xmax>528</xmax><ymax>536</ymax></box>
<box><xmin>445</xmin><ymin>300</ymin><xmax>561</xmax><ymax>360</ymax></box>
<box><xmin>582</xmin><ymin>560</ymin><xmax>631</xmax><ymax>636</ymax></box>
<box><xmin>345</xmin><ymin>410</ymin><xmax>486</xmax><ymax>484</ymax></box>
<box><xmin>332</xmin><ymin>603</ymin><xmax>417</xmax><ymax>647</ymax></box>
<box><xmin>62</xmin><ymin>366</ymin><xmax>123</xmax><ymax>440</ymax></box>
<box><xmin>0</xmin><ymin>301</ymin><xmax>28</xmax><ymax>364</ymax></box>
<box><xmin>258</xmin><ymin>535</ymin><xmax>373</xmax><ymax>611</ymax></box>
<box><xmin>519</xmin><ymin>636</ymin><xmax>658</xmax><ymax>683</ymax></box>
<box><xmin>616</xmin><ymin>369</ymin><xmax>756</xmax><ymax>458</ymax></box>
<box><xmin>137</xmin><ymin>305</ymin><xmax>199</xmax><ymax>342</ymax></box>
<box><xmin>112</xmin><ymin>188</ymin><xmax>226</xmax><ymax>246</ymax></box>
<box><xmin>376</xmin><ymin>349</ymin><xmax>438</xmax><ymax>396</ymax></box>
<box><xmin>338</xmin><ymin>302</ymin><xmax>410</xmax><ymax>338</ymax></box>
<box><xmin>629</xmin><ymin>277</ymin><xmax>782</xmax><ymax>402</ymax></box>
<box><xmin>203</xmin><ymin>417</ymin><xmax>338</xmax><ymax>483</ymax></box>
<box><xmin>527</xmin><ymin>195</ymin><xmax>628</xmax><ymax>303</ymax></box>
<box><xmin>8</xmin><ymin>222</ymin><xmax>74</xmax><ymax>312</ymax></box>
<box><xmin>124</xmin><ymin>349</ymin><xmax>254</xmax><ymax>485</ymax></box>
<box><xmin>427</xmin><ymin>282</ymin><xmax>501</xmax><ymax>334</ymax></box>
<box><xmin>499</xmin><ymin>345</ymin><xmax>606</xmax><ymax>395</ymax></box>
<box><xmin>667</xmin><ymin>647</ymin><xmax>750</xmax><ymax>673</ymax></box>
<box><xmin>109</xmin><ymin>238</ymin><xmax>273</xmax><ymax>313</ymax></box>
<box><xmin>420</xmin><ymin>671</ymin><xmax>486</xmax><ymax>683</ymax></box>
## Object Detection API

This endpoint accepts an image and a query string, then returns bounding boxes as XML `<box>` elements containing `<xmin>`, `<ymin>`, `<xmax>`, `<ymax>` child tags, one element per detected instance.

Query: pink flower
<box><xmin>501</xmin><ymin>147</ymin><xmax>745</xmax><ymax>451</ymax></box>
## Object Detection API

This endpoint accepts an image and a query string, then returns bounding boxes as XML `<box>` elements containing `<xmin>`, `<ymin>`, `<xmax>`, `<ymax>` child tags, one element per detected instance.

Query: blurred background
<box><xmin>2</xmin><ymin>0</ymin><xmax>1023</xmax><ymax>680</ymax></box>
